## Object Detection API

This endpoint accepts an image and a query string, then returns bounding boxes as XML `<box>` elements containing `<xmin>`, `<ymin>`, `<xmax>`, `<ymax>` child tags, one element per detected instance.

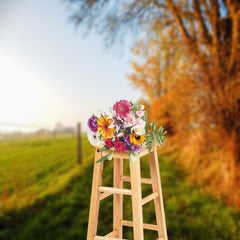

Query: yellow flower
<box><xmin>97</xmin><ymin>115</ymin><xmax>115</xmax><ymax>138</ymax></box>
<box><xmin>130</xmin><ymin>133</ymin><xmax>146</xmax><ymax>145</ymax></box>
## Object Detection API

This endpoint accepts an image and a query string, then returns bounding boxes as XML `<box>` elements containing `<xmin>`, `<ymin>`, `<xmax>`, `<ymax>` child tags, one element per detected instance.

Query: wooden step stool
<box><xmin>87</xmin><ymin>145</ymin><xmax>168</xmax><ymax>240</ymax></box>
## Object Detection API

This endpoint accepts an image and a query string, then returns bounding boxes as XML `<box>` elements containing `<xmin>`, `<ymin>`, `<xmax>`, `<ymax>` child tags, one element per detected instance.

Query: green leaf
<box><xmin>163</xmin><ymin>130</ymin><xmax>167</xmax><ymax>135</ymax></box>
<box><xmin>145</xmin><ymin>123</ymin><xmax>149</xmax><ymax>132</ymax></box>
<box><xmin>150</xmin><ymin>120</ymin><xmax>154</xmax><ymax>128</ymax></box>
<box><xmin>129</xmin><ymin>151</ymin><xmax>137</xmax><ymax>163</ymax></box>
<box><xmin>106</xmin><ymin>152</ymin><xmax>113</xmax><ymax>161</ymax></box>
<box><xmin>143</xmin><ymin>112</ymin><xmax>149</xmax><ymax>132</ymax></box>
<box><xmin>159</xmin><ymin>126</ymin><xmax>163</xmax><ymax>134</ymax></box>
<box><xmin>99</xmin><ymin>146</ymin><xmax>110</xmax><ymax>152</ymax></box>
<box><xmin>147</xmin><ymin>143</ymin><xmax>153</xmax><ymax>153</ymax></box>
<box><xmin>155</xmin><ymin>136</ymin><xmax>161</xmax><ymax>146</ymax></box>
<box><xmin>143</xmin><ymin>111</ymin><xmax>148</xmax><ymax>120</ymax></box>
<box><xmin>95</xmin><ymin>152</ymin><xmax>112</xmax><ymax>164</ymax></box>
<box><xmin>153</xmin><ymin>122</ymin><xmax>157</xmax><ymax>132</ymax></box>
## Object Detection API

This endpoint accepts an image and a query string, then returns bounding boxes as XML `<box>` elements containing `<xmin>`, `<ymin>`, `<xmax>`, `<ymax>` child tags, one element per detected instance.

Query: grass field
<box><xmin>0</xmin><ymin>134</ymin><xmax>93</xmax><ymax>212</ymax></box>
<box><xmin>0</xmin><ymin>134</ymin><xmax>240</xmax><ymax>240</ymax></box>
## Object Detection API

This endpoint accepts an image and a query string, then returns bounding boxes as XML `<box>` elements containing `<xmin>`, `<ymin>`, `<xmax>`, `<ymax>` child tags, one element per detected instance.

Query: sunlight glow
<box><xmin>0</xmin><ymin>52</ymin><xmax>56</xmax><ymax>131</ymax></box>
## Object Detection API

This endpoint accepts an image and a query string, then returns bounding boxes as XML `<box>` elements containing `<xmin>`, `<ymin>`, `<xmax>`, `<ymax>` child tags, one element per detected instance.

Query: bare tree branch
<box><xmin>209</xmin><ymin>0</ymin><xmax>220</xmax><ymax>69</ymax></box>
<box><xmin>226</xmin><ymin>0</ymin><xmax>240</xmax><ymax>72</ymax></box>
<box><xmin>165</xmin><ymin>0</ymin><xmax>193</xmax><ymax>44</ymax></box>
<box><xmin>192</xmin><ymin>0</ymin><xmax>211</xmax><ymax>44</ymax></box>
<box><xmin>152</xmin><ymin>0</ymin><xmax>167</xmax><ymax>9</ymax></box>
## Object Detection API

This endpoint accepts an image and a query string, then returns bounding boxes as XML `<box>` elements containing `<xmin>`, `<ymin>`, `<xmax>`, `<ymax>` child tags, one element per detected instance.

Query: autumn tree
<box><xmin>68</xmin><ymin>0</ymin><xmax>240</xmax><ymax>206</ymax></box>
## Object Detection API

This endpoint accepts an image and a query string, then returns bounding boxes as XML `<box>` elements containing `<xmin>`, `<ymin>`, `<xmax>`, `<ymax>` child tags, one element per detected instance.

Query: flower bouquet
<box><xmin>87</xmin><ymin>100</ymin><xmax>167</xmax><ymax>163</ymax></box>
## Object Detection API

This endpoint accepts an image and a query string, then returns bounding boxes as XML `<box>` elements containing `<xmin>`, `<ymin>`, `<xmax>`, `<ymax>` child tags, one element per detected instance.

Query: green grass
<box><xmin>0</xmin><ymin>134</ymin><xmax>93</xmax><ymax>212</ymax></box>
<box><xmin>0</xmin><ymin>134</ymin><xmax>239</xmax><ymax>240</ymax></box>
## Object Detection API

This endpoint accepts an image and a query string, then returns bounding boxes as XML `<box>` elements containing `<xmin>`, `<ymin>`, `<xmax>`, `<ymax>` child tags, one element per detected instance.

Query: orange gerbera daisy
<box><xmin>97</xmin><ymin>115</ymin><xmax>115</xmax><ymax>138</ymax></box>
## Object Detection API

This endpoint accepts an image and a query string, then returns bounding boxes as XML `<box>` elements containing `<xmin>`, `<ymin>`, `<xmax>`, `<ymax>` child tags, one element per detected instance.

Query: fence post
<box><xmin>77</xmin><ymin>122</ymin><xmax>82</xmax><ymax>164</ymax></box>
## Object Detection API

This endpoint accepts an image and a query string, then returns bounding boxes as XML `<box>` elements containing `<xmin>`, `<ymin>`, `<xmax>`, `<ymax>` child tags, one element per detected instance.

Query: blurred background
<box><xmin>0</xmin><ymin>0</ymin><xmax>240</xmax><ymax>239</ymax></box>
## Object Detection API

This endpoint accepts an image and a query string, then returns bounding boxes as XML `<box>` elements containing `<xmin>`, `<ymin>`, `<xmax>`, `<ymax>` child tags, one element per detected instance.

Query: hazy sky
<box><xmin>0</xmin><ymin>0</ymin><xmax>141</xmax><ymax>132</ymax></box>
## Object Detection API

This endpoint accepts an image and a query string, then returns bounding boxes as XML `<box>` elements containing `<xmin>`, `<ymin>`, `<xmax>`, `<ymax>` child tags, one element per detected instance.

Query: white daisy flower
<box><xmin>87</xmin><ymin>130</ymin><xmax>103</xmax><ymax>146</ymax></box>
<box><xmin>131</xmin><ymin>125</ymin><xmax>145</xmax><ymax>135</ymax></box>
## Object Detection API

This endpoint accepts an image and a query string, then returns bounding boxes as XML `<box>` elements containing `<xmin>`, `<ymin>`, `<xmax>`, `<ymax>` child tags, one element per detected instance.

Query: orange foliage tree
<box><xmin>69</xmin><ymin>0</ymin><xmax>240</xmax><ymax>206</ymax></box>
<box><xmin>127</xmin><ymin>5</ymin><xmax>240</xmax><ymax>206</ymax></box>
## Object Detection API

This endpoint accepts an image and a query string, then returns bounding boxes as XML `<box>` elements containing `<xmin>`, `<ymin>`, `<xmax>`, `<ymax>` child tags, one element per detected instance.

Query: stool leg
<box><xmin>149</xmin><ymin>147</ymin><xmax>168</xmax><ymax>240</ymax></box>
<box><xmin>87</xmin><ymin>150</ymin><xmax>104</xmax><ymax>240</ymax></box>
<box><xmin>130</xmin><ymin>156</ymin><xmax>144</xmax><ymax>240</ymax></box>
<box><xmin>113</xmin><ymin>158</ymin><xmax>123</xmax><ymax>238</ymax></box>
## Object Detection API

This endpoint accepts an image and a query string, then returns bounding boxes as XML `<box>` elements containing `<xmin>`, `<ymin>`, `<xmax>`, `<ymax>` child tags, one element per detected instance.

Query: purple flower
<box><xmin>131</xmin><ymin>144</ymin><xmax>141</xmax><ymax>153</ymax></box>
<box><xmin>124</xmin><ymin>145</ymin><xmax>130</xmax><ymax>152</ymax></box>
<box><xmin>125</xmin><ymin>135</ymin><xmax>131</xmax><ymax>146</ymax></box>
<box><xmin>87</xmin><ymin>115</ymin><xmax>98</xmax><ymax>132</ymax></box>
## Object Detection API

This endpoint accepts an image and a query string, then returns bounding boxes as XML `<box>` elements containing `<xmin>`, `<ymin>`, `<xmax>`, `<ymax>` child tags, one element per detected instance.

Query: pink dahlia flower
<box><xmin>136</xmin><ymin>110</ymin><xmax>145</xmax><ymax>117</ymax></box>
<box><xmin>137</xmin><ymin>118</ymin><xmax>146</xmax><ymax>127</ymax></box>
<box><xmin>125</xmin><ymin>112</ymin><xmax>137</xmax><ymax>127</ymax></box>
<box><xmin>113</xmin><ymin>100</ymin><xmax>131</xmax><ymax>119</ymax></box>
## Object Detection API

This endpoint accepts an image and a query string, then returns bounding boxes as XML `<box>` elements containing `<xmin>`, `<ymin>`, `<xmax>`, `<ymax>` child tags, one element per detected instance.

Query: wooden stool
<box><xmin>87</xmin><ymin>145</ymin><xmax>168</xmax><ymax>240</ymax></box>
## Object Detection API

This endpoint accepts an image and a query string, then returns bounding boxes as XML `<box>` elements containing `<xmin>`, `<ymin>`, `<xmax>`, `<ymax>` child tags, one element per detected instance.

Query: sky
<box><xmin>0</xmin><ymin>0</ymin><xmax>141</xmax><ymax>132</ymax></box>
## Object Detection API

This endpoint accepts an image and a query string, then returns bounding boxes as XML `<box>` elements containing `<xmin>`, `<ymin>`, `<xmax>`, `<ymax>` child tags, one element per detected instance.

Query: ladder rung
<box><xmin>121</xmin><ymin>219</ymin><xmax>159</xmax><ymax>231</ymax></box>
<box><xmin>99</xmin><ymin>186</ymin><xmax>132</xmax><ymax>195</ymax></box>
<box><xmin>142</xmin><ymin>192</ymin><xmax>159</xmax><ymax>205</ymax></box>
<box><xmin>104</xmin><ymin>230</ymin><xmax>118</xmax><ymax>237</ymax></box>
<box><xmin>94</xmin><ymin>236</ymin><xmax>127</xmax><ymax>240</ymax></box>
<box><xmin>120</xmin><ymin>175</ymin><xmax>152</xmax><ymax>184</ymax></box>
<box><xmin>99</xmin><ymin>192</ymin><xmax>112</xmax><ymax>200</ymax></box>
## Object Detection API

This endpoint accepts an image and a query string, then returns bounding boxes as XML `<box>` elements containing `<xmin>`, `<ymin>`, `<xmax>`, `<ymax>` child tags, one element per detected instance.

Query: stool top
<box><xmin>95</xmin><ymin>144</ymin><xmax>156</xmax><ymax>160</ymax></box>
